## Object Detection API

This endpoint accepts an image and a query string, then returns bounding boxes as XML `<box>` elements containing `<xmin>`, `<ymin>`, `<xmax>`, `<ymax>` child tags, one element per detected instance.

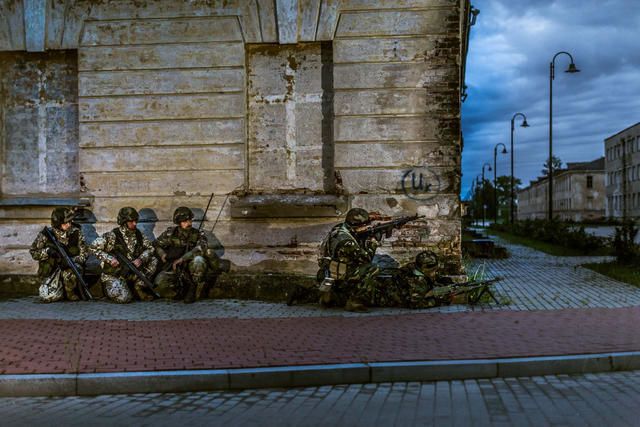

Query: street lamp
<box><xmin>474</xmin><ymin>175</ymin><xmax>482</xmax><ymax>227</ymax></box>
<box><xmin>510</xmin><ymin>113</ymin><xmax>529</xmax><ymax>224</ymax></box>
<box><xmin>482</xmin><ymin>162</ymin><xmax>492</xmax><ymax>227</ymax></box>
<box><xmin>548</xmin><ymin>51</ymin><xmax>580</xmax><ymax>220</ymax></box>
<box><xmin>494</xmin><ymin>143</ymin><xmax>507</xmax><ymax>224</ymax></box>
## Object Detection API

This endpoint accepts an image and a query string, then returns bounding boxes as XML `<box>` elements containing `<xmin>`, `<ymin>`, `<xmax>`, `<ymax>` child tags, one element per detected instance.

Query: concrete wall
<box><xmin>0</xmin><ymin>0</ymin><xmax>466</xmax><ymax>277</ymax></box>
<box><xmin>517</xmin><ymin>171</ymin><xmax>605</xmax><ymax>221</ymax></box>
<box><xmin>605</xmin><ymin>123</ymin><xmax>640</xmax><ymax>219</ymax></box>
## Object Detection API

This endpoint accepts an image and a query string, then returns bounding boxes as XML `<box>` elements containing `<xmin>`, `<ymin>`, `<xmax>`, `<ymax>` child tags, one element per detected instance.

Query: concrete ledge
<box><xmin>2</xmin><ymin>352</ymin><xmax>640</xmax><ymax>397</ymax></box>
<box><xmin>0</xmin><ymin>374</ymin><xmax>76</xmax><ymax>397</ymax></box>
<box><xmin>370</xmin><ymin>359</ymin><xmax>498</xmax><ymax>382</ymax></box>
<box><xmin>76</xmin><ymin>370</ymin><xmax>230</xmax><ymax>396</ymax></box>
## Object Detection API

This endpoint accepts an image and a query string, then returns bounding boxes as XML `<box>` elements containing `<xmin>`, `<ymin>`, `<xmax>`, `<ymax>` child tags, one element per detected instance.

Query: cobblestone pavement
<box><xmin>0</xmin><ymin>236</ymin><xmax>637</xmax><ymax>321</ymax></box>
<box><xmin>3</xmin><ymin>371</ymin><xmax>640</xmax><ymax>426</ymax></box>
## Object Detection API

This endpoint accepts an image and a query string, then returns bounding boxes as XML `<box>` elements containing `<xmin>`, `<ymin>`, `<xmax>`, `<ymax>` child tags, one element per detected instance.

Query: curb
<box><xmin>2</xmin><ymin>351</ymin><xmax>640</xmax><ymax>397</ymax></box>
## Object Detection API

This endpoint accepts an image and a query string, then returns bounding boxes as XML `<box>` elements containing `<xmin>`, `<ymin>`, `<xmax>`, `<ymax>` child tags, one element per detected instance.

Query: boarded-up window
<box><xmin>246</xmin><ymin>43</ymin><xmax>334</xmax><ymax>193</ymax></box>
<box><xmin>0</xmin><ymin>51</ymin><xmax>79</xmax><ymax>196</ymax></box>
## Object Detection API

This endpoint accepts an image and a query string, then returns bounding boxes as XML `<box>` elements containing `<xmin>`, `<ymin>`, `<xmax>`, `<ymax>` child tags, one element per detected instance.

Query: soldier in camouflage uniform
<box><xmin>317</xmin><ymin>208</ymin><xmax>382</xmax><ymax>311</ymax></box>
<box><xmin>154</xmin><ymin>207</ymin><xmax>222</xmax><ymax>303</ymax></box>
<box><xmin>30</xmin><ymin>207</ymin><xmax>90</xmax><ymax>302</ymax></box>
<box><xmin>383</xmin><ymin>250</ymin><xmax>439</xmax><ymax>308</ymax></box>
<box><xmin>91</xmin><ymin>207</ymin><xmax>158</xmax><ymax>303</ymax></box>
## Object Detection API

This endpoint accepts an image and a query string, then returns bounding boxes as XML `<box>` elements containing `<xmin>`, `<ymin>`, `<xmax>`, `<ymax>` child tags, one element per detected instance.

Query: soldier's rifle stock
<box><xmin>354</xmin><ymin>214</ymin><xmax>425</xmax><ymax>241</ymax></box>
<box><xmin>42</xmin><ymin>226</ymin><xmax>93</xmax><ymax>300</ymax></box>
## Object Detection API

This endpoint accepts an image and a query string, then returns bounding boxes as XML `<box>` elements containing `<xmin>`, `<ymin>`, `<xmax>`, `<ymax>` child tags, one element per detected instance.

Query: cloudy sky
<box><xmin>461</xmin><ymin>0</ymin><xmax>640</xmax><ymax>198</ymax></box>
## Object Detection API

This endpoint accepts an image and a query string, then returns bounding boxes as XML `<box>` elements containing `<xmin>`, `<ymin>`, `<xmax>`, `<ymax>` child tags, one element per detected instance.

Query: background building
<box><xmin>605</xmin><ymin>122</ymin><xmax>640</xmax><ymax>219</ymax></box>
<box><xmin>0</xmin><ymin>0</ymin><xmax>472</xmax><ymax>279</ymax></box>
<box><xmin>517</xmin><ymin>157</ymin><xmax>605</xmax><ymax>221</ymax></box>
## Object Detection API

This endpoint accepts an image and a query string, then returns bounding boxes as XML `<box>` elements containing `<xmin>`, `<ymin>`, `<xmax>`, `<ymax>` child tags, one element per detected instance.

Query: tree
<box><xmin>541</xmin><ymin>156</ymin><xmax>563</xmax><ymax>176</ymax></box>
<box><xmin>494</xmin><ymin>175</ymin><xmax>522</xmax><ymax>222</ymax></box>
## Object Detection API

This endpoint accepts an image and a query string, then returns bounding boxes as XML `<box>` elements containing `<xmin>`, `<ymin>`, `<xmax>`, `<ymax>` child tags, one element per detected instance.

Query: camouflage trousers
<box><xmin>154</xmin><ymin>255</ymin><xmax>207</xmax><ymax>299</ymax></box>
<box><xmin>100</xmin><ymin>257</ymin><xmax>158</xmax><ymax>303</ymax></box>
<box><xmin>38</xmin><ymin>268</ymin><xmax>81</xmax><ymax>302</ymax></box>
<box><xmin>325</xmin><ymin>263</ymin><xmax>380</xmax><ymax>307</ymax></box>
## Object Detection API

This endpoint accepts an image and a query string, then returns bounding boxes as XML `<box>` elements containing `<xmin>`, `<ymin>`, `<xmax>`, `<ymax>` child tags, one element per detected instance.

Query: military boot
<box><xmin>183</xmin><ymin>281</ymin><xmax>197</xmax><ymax>304</ymax></box>
<box><xmin>134</xmin><ymin>282</ymin><xmax>155</xmax><ymax>301</ymax></box>
<box><xmin>64</xmin><ymin>277</ymin><xmax>80</xmax><ymax>301</ymax></box>
<box><xmin>345</xmin><ymin>297</ymin><xmax>368</xmax><ymax>312</ymax></box>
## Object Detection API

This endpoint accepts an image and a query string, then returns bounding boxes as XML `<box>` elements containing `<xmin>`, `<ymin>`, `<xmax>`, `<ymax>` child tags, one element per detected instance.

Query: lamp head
<box><xmin>501</xmin><ymin>147</ymin><xmax>507</xmax><ymax>154</ymax></box>
<box><xmin>488</xmin><ymin>165</ymin><xmax>492</xmax><ymax>172</ymax></box>
<box><xmin>565</xmin><ymin>62</ymin><xmax>580</xmax><ymax>73</ymax></box>
<box><xmin>521</xmin><ymin>119</ymin><xmax>530</xmax><ymax>128</ymax></box>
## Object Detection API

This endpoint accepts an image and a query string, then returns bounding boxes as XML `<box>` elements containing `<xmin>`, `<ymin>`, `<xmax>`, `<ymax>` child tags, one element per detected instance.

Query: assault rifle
<box><xmin>113</xmin><ymin>233</ymin><xmax>160</xmax><ymax>298</ymax></box>
<box><xmin>354</xmin><ymin>214</ymin><xmax>425</xmax><ymax>241</ymax></box>
<box><xmin>42</xmin><ymin>226</ymin><xmax>93</xmax><ymax>300</ymax></box>
<box><xmin>431</xmin><ymin>276</ymin><xmax>502</xmax><ymax>305</ymax></box>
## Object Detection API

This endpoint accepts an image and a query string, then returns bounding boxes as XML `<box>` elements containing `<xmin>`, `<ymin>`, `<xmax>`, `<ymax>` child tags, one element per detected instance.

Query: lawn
<box><xmin>582</xmin><ymin>261</ymin><xmax>640</xmax><ymax>288</ymax></box>
<box><xmin>486</xmin><ymin>229</ymin><xmax>611</xmax><ymax>257</ymax></box>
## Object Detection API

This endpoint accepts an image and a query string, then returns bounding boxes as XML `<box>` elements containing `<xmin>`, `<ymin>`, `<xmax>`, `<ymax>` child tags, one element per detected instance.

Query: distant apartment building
<box><xmin>605</xmin><ymin>122</ymin><xmax>640</xmax><ymax>219</ymax></box>
<box><xmin>517</xmin><ymin>157</ymin><xmax>605</xmax><ymax>221</ymax></box>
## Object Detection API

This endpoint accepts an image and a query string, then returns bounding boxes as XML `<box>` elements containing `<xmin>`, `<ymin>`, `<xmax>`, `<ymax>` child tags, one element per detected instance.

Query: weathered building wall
<box><xmin>605</xmin><ymin>123</ymin><xmax>640</xmax><ymax>219</ymax></box>
<box><xmin>0</xmin><ymin>0</ymin><xmax>467</xmax><ymax>277</ymax></box>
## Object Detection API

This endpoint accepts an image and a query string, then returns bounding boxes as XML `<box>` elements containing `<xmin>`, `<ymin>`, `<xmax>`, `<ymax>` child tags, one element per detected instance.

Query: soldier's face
<box><xmin>179</xmin><ymin>219</ymin><xmax>193</xmax><ymax>230</ymax></box>
<box><xmin>60</xmin><ymin>222</ymin><xmax>72</xmax><ymax>231</ymax></box>
<box><xmin>126</xmin><ymin>220</ymin><xmax>137</xmax><ymax>230</ymax></box>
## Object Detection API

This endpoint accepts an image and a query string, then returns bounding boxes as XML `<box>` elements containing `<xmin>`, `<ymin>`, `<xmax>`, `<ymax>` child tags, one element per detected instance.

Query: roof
<box><xmin>518</xmin><ymin>157</ymin><xmax>604</xmax><ymax>192</ymax></box>
<box><xmin>604</xmin><ymin>122</ymin><xmax>640</xmax><ymax>141</ymax></box>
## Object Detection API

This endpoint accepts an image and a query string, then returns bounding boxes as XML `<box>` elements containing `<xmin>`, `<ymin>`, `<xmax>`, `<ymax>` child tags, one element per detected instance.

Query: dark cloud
<box><xmin>462</xmin><ymin>0</ymin><xmax>640</xmax><ymax>196</ymax></box>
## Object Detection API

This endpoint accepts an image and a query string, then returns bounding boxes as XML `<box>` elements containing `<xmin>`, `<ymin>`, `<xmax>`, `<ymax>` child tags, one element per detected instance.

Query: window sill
<box><xmin>0</xmin><ymin>196</ymin><xmax>91</xmax><ymax>207</ymax></box>
<box><xmin>230</xmin><ymin>194</ymin><xmax>348</xmax><ymax>219</ymax></box>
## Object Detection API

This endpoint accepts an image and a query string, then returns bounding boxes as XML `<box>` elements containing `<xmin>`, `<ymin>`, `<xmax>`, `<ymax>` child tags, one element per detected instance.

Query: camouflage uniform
<box><xmin>318</xmin><ymin>208</ymin><xmax>381</xmax><ymax>310</ymax></box>
<box><xmin>154</xmin><ymin>207</ymin><xmax>222</xmax><ymax>303</ymax></box>
<box><xmin>91</xmin><ymin>207</ymin><xmax>158</xmax><ymax>303</ymax></box>
<box><xmin>382</xmin><ymin>251</ymin><xmax>439</xmax><ymax>308</ymax></box>
<box><xmin>30</xmin><ymin>208</ymin><xmax>89</xmax><ymax>302</ymax></box>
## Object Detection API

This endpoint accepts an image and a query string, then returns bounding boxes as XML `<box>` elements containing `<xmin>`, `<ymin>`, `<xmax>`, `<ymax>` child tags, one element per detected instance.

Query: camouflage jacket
<box><xmin>30</xmin><ymin>225</ymin><xmax>89</xmax><ymax>277</ymax></box>
<box><xmin>320</xmin><ymin>223</ymin><xmax>377</xmax><ymax>266</ymax></box>
<box><xmin>91</xmin><ymin>226</ymin><xmax>155</xmax><ymax>266</ymax></box>
<box><xmin>154</xmin><ymin>226</ymin><xmax>208</xmax><ymax>263</ymax></box>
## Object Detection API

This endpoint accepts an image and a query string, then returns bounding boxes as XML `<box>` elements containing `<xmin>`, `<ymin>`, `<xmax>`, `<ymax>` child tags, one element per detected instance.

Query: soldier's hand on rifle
<box><xmin>109</xmin><ymin>258</ymin><xmax>120</xmax><ymax>268</ymax></box>
<box><xmin>133</xmin><ymin>258</ymin><xmax>142</xmax><ymax>268</ymax></box>
<box><xmin>160</xmin><ymin>254</ymin><xmax>167</xmax><ymax>263</ymax></box>
<box><xmin>172</xmin><ymin>258</ymin><xmax>184</xmax><ymax>271</ymax></box>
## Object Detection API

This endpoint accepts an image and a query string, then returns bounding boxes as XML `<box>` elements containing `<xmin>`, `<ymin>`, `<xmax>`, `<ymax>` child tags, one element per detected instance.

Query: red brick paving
<box><xmin>1</xmin><ymin>307</ymin><xmax>640</xmax><ymax>374</ymax></box>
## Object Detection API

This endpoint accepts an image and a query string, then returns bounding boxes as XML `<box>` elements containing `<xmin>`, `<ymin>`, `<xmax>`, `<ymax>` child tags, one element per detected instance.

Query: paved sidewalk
<box><xmin>1</xmin><ymin>238</ymin><xmax>640</xmax><ymax>395</ymax></box>
<box><xmin>2</xmin><ymin>306</ymin><xmax>640</xmax><ymax>375</ymax></box>
<box><xmin>4</xmin><ymin>371</ymin><xmax>640</xmax><ymax>426</ymax></box>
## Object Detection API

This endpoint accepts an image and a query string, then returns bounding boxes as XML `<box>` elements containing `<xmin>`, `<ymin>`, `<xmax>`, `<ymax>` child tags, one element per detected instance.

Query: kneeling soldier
<box><xmin>30</xmin><ymin>207</ymin><xmax>90</xmax><ymax>302</ymax></box>
<box><xmin>91</xmin><ymin>207</ymin><xmax>158</xmax><ymax>303</ymax></box>
<box><xmin>154</xmin><ymin>206</ymin><xmax>221</xmax><ymax>303</ymax></box>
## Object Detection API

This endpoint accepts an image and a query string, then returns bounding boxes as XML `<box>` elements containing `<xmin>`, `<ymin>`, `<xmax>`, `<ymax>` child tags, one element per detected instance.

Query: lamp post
<box><xmin>482</xmin><ymin>163</ymin><xmax>492</xmax><ymax>227</ymax></box>
<box><xmin>494</xmin><ymin>143</ymin><xmax>507</xmax><ymax>224</ymax></box>
<box><xmin>510</xmin><ymin>113</ymin><xmax>529</xmax><ymax>223</ymax></box>
<box><xmin>548</xmin><ymin>51</ymin><xmax>580</xmax><ymax>220</ymax></box>
<box><xmin>474</xmin><ymin>175</ymin><xmax>482</xmax><ymax>226</ymax></box>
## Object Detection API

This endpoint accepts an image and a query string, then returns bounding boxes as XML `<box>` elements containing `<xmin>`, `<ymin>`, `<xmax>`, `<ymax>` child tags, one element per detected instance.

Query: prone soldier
<box><xmin>154</xmin><ymin>206</ymin><xmax>223</xmax><ymax>303</ymax></box>
<box><xmin>30</xmin><ymin>207</ymin><xmax>91</xmax><ymax>302</ymax></box>
<box><xmin>91</xmin><ymin>207</ymin><xmax>158</xmax><ymax>303</ymax></box>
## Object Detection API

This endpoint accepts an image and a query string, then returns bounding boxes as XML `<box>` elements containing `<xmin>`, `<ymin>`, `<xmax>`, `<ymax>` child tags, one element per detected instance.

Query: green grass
<box><xmin>583</xmin><ymin>261</ymin><xmax>640</xmax><ymax>288</ymax></box>
<box><xmin>487</xmin><ymin>229</ymin><xmax>610</xmax><ymax>257</ymax></box>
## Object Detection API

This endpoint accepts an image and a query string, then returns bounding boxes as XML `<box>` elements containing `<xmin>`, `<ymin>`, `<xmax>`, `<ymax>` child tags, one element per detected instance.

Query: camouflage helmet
<box><xmin>345</xmin><ymin>208</ymin><xmax>370</xmax><ymax>227</ymax></box>
<box><xmin>173</xmin><ymin>206</ymin><xmax>194</xmax><ymax>224</ymax></box>
<box><xmin>117</xmin><ymin>207</ymin><xmax>139</xmax><ymax>226</ymax></box>
<box><xmin>51</xmin><ymin>207</ymin><xmax>75</xmax><ymax>229</ymax></box>
<box><xmin>415</xmin><ymin>250</ymin><xmax>438</xmax><ymax>270</ymax></box>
